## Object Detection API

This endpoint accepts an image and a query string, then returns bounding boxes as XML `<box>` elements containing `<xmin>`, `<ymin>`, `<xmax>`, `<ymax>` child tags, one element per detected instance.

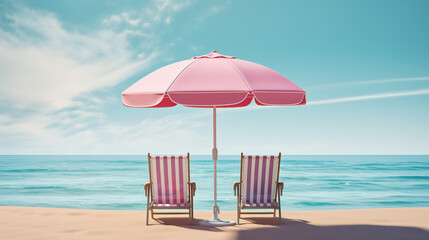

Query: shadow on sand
<box><xmin>236</xmin><ymin>217</ymin><xmax>429</xmax><ymax>240</ymax></box>
<box><xmin>151</xmin><ymin>216</ymin><xmax>429</xmax><ymax>239</ymax></box>
<box><xmin>150</xmin><ymin>217</ymin><xmax>224</xmax><ymax>232</ymax></box>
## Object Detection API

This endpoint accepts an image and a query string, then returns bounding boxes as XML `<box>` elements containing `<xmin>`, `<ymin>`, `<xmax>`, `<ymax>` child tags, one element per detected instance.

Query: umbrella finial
<box><xmin>193</xmin><ymin>50</ymin><xmax>236</xmax><ymax>59</ymax></box>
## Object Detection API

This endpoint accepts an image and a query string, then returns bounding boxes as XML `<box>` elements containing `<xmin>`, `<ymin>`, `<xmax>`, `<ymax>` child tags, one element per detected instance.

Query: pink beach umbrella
<box><xmin>122</xmin><ymin>51</ymin><xmax>306</xmax><ymax>226</ymax></box>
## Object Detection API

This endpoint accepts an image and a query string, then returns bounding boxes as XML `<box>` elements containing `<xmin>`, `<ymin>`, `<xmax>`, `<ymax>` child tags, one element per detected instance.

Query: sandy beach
<box><xmin>1</xmin><ymin>207</ymin><xmax>428</xmax><ymax>240</ymax></box>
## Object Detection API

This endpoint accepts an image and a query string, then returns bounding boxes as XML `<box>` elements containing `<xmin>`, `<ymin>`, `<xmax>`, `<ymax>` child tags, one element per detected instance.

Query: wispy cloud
<box><xmin>103</xmin><ymin>12</ymin><xmax>141</xmax><ymax>26</ymax></box>
<box><xmin>148</xmin><ymin>0</ymin><xmax>192</xmax><ymax>23</ymax></box>
<box><xmin>308</xmin><ymin>88</ymin><xmax>429</xmax><ymax>105</ymax></box>
<box><xmin>0</xmin><ymin>6</ymin><xmax>158</xmax><ymax>111</ymax></box>
<box><xmin>102</xmin><ymin>0</ymin><xmax>193</xmax><ymax>28</ymax></box>
<box><xmin>313</xmin><ymin>76</ymin><xmax>429</xmax><ymax>88</ymax></box>
<box><xmin>0</xmin><ymin>2</ymin><xmax>199</xmax><ymax>154</ymax></box>
<box><xmin>195</xmin><ymin>2</ymin><xmax>230</xmax><ymax>25</ymax></box>
<box><xmin>0</xmin><ymin>111</ymin><xmax>207</xmax><ymax>154</ymax></box>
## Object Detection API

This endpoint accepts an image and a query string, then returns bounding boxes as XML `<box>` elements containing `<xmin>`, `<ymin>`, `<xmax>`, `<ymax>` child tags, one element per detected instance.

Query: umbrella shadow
<box><xmin>235</xmin><ymin>217</ymin><xmax>429</xmax><ymax>240</ymax></box>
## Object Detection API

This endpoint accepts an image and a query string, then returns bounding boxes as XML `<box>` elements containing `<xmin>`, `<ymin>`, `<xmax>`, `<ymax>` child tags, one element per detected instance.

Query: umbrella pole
<box><xmin>213</xmin><ymin>106</ymin><xmax>219</xmax><ymax>219</ymax></box>
<box><xmin>199</xmin><ymin>107</ymin><xmax>235</xmax><ymax>226</ymax></box>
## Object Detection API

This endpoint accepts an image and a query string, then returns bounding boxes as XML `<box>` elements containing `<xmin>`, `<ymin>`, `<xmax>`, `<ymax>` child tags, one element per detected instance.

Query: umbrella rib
<box><xmin>226</xmin><ymin>59</ymin><xmax>252</xmax><ymax>93</ymax></box>
<box><xmin>165</xmin><ymin>58</ymin><xmax>200</xmax><ymax>94</ymax></box>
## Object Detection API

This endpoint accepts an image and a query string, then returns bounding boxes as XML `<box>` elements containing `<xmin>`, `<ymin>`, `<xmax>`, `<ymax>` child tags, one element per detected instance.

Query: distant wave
<box><xmin>1</xmin><ymin>155</ymin><xmax>428</xmax><ymax>211</ymax></box>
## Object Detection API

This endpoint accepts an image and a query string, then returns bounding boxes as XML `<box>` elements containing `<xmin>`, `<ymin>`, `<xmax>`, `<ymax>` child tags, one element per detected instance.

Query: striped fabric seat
<box><xmin>150</xmin><ymin>156</ymin><xmax>189</xmax><ymax>209</ymax></box>
<box><xmin>152</xmin><ymin>203</ymin><xmax>188</xmax><ymax>208</ymax></box>
<box><xmin>241</xmin><ymin>155</ymin><xmax>280</xmax><ymax>207</ymax></box>
<box><xmin>242</xmin><ymin>202</ymin><xmax>277</xmax><ymax>208</ymax></box>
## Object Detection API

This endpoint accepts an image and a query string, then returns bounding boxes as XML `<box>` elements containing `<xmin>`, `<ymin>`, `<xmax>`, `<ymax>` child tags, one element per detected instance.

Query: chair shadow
<box><xmin>235</xmin><ymin>217</ymin><xmax>429</xmax><ymax>240</ymax></box>
<box><xmin>239</xmin><ymin>216</ymin><xmax>309</xmax><ymax>225</ymax></box>
<box><xmin>149</xmin><ymin>217</ymin><xmax>225</xmax><ymax>232</ymax></box>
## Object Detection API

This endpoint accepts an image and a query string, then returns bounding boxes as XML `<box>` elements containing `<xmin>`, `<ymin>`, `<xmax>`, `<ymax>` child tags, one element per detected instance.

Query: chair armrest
<box><xmin>144</xmin><ymin>183</ymin><xmax>151</xmax><ymax>197</ymax></box>
<box><xmin>233</xmin><ymin>181</ymin><xmax>241</xmax><ymax>196</ymax></box>
<box><xmin>189</xmin><ymin>182</ymin><xmax>196</xmax><ymax>196</ymax></box>
<box><xmin>278</xmin><ymin>182</ymin><xmax>284</xmax><ymax>196</ymax></box>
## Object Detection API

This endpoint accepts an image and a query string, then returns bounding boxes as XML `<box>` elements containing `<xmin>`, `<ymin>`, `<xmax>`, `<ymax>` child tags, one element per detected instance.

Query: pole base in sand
<box><xmin>199</xmin><ymin>218</ymin><xmax>235</xmax><ymax>226</ymax></box>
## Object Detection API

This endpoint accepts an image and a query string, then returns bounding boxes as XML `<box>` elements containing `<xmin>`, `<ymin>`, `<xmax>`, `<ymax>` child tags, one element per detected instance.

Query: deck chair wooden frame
<box><xmin>233</xmin><ymin>152</ymin><xmax>284</xmax><ymax>224</ymax></box>
<box><xmin>144</xmin><ymin>153</ymin><xmax>196</xmax><ymax>225</ymax></box>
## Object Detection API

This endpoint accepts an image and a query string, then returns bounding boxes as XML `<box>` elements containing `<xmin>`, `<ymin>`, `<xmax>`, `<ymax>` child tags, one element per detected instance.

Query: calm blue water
<box><xmin>1</xmin><ymin>155</ymin><xmax>429</xmax><ymax>211</ymax></box>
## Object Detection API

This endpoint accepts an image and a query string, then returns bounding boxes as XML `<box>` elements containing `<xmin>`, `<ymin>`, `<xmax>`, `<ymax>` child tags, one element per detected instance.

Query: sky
<box><xmin>0</xmin><ymin>0</ymin><xmax>428</xmax><ymax>155</ymax></box>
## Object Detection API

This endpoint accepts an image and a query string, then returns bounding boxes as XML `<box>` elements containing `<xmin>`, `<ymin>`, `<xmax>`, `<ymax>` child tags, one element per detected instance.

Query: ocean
<box><xmin>1</xmin><ymin>155</ymin><xmax>428</xmax><ymax>211</ymax></box>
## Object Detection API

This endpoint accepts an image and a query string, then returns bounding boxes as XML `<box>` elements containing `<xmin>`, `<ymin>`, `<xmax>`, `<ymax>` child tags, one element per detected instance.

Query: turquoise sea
<box><xmin>1</xmin><ymin>155</ymin><xmax>428</xmax><ymax>211</ymax></box>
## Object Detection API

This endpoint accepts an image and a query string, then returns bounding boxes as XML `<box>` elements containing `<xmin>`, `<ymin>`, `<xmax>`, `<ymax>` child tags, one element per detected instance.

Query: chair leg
<box><xmin>273</xmin><ymin>208</ymin><xmax>276</xmax><ymax>217</ymax></box>
<box><xmin>146</xmin><ymin>207</ymin><xmax>149</xmax><ymax>225</ymax></box>
<box><xmin>146</xmin><ymin>191</ymin><xmax>150</xmax><ymax>225</ymax></box>
<box><xmin>278</xmin><ymin>193</ymin><xmax>282</xmax><ymax>225</ymax></box>
<box><xmin>189</xmin><ymin>207</ymin><xmax>193</xmax><ymax>225</ymax></box>
<box><xmin>236</xmin><ymin>191</ymin><xmax>240</xmax><ymax>225</ymax></box>
<box><xmin>190</xmin><ymin>194</ymin><xmax>194</xmax><ymax>225</ymax></box>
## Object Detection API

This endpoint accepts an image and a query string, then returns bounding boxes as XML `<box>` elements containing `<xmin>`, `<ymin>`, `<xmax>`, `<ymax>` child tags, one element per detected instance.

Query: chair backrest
<box><xmin>241</xmin><ymin>154</ymin><xmax>281</xmax><ymax>204</ymax></box>
<box><xmin>149</xmin><ymin>154</ymin><xmax>189</xmax><ymax>205</ymax></box>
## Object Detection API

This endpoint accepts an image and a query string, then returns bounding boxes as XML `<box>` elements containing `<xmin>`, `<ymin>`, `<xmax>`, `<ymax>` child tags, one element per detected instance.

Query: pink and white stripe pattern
<box><xmin>150</xmin><ymin>156</ymin><xmax>189</xmax><ymax>207</ymax></box>
<box><xmin>242</xmin><ymin>203</ymin><xmax>277</xmax><ymax>208</ymax></box>
<box><xmin>241</xmin><ymin>155</ymin><xmax>280</xmax><ymax>206</ymax></box>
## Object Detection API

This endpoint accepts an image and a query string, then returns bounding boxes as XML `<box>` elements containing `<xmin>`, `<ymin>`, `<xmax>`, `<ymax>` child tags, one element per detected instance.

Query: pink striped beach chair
<box><xmin>233</xmin><ymin>153</ymin><xmax>284</xmax><ymax>224</ymax></box>
<box><xmin>144</xmin><ymin>153</ymin><xmax>196</xmax><ymax>225</ymax></box>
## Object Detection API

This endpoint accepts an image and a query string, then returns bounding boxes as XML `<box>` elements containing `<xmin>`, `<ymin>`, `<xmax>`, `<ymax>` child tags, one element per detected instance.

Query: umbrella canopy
<box><xmin>122</xmin><ymin>51</ymin><xmax>306</xmax><ymax>226</ymax></box>
<box><xmin>122</xmin><ymin>51</ymin><xmax>306</xmax><ymax>108</ymax></box>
